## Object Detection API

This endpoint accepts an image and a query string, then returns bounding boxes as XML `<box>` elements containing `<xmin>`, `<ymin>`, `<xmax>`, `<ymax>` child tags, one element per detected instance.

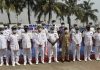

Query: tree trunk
<box><xmin>44</xmin><ymin>14</ymin><xmax>46</xmax><ymax>21</ymax></box>
<box><xmin>7</xmin><ymin>11</ymin><xmax>11</xmax><ymax>24</ymax></box>
<box><xmin>67</xmin><ymin>16</ymin><xmax>71</xmax><ymax>31</ymax></box>
<box><xmin>28</xmin><ymin>1</ymin><xmax>31</xmax><ymax>24</ymax></box>
<box><xmin>48</xmin><ymin>0</ymin><xmax>51</xmax><ymax>24</ymax></box>
<box><xmin>16</xmin><ymin>14</ymin><xmax>18</xmax><ymax>23</ymax></box>
<box><xmin>86</xmin><ymin>16</ymin><xmax>89</xmax><ymax>25</ymax></box>
<box><xmin>60</xmin><ymin>18</ymin><xmax>62</xmax><ymax>24</ymax></box>
<box><xmin>48</xmin><ymin>11</ymin><xmax>51</xmax><ymax>24</ymax></box>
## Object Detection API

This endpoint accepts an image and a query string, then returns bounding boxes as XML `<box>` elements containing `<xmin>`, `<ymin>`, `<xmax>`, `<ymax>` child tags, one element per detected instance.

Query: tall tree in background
<box><xmin>13</xmin><ymin>0</ymin><xmax>25</xmax><ymax>23</ymax></box>
<box><xmin>33</xmin><ymin>0</ymin><xmax>63</xmax><ymax>24</ymax></box>
<box><xmin>65</xmin><ymin>0</ymin><xmax>83</xmax><ymax>30</ymax></box>
<box><xmin>4</xmin><ymin>0</ymin><xmax>14</xmax><ymax>24</ymax></box>
<box><xmin>24</xmin><ymin>0</ymin><xmax>35</xmax><ymax>24</ymax></box>
<box><xmin>61</xmin><ymin>0</ymin><xmax>83</xmax><ymax>30</ymax></box>
<box><xmin>0</xmin><ymin>0</ymin><xmax>99</xmax><ymax>26</ymax></box>
<box><xmin>0</xmin><ymin>0</ymin><xmax>3</xmax><ymax>13</ymax></box>
<box><xmin>77</xmin><ymin>0</ymin><xmax>98</xmax><ymax>25</ymax></box>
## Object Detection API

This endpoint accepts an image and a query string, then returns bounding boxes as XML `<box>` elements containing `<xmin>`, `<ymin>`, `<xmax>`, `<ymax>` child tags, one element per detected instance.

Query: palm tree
<box><xmin>33</xmin><ymin>0</ymin><xmax>64</xmax><ymax>24</ymax></box>
<box><xmin>23</xmin><ymin>0</ymin><xmax>35</xmax><ymax>24</ymax></box>
<box><xmin>13</xmin><ymin>0</ymin><xmax>25</xmax><ymax>23</ymax></box>
<box><xmin>0</xmin><ymin>0</ymin><xmax>3</xmax><ymax>13</ymax></box>
<box><xmin>76</xmin><ymin>0</ymin><xmax>98</xmax><ymax>25</ymax></box>
<box><xmin>0</xmin><ymin>0</ymin><xmax>15</xmax><ymax>24</ymax></box>
<box><xmin>33</xmin><ymin>0</ymin><xmax>47</xmax><ymax>22</ymax></box>
<box><xmin>61</xmin><ymin>0</ymin><xmax>83</xmax><ymax>30</ymax></box>
<box><xmin>4</xmin><ymin>0</ymin><xmax>14</xmax><ymax>24</ymax></box>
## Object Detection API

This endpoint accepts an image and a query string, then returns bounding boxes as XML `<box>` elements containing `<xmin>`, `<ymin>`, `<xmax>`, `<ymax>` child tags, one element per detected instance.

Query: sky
<box><xmin>0</xmin><ymin>0</ymin><xmax>100</xmax><ymax>26</ymax></box>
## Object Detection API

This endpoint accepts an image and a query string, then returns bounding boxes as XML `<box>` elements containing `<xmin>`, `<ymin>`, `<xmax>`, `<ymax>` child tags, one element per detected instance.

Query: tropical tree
<box><xmin>77</xmin><ymin>0</ymin><xmax>98</xmax><ymax>25</ymax></box>
<box><xmin>0</xmin><ymin>0</ymin><xmax>24</xmax><ymax>24</ymax></box>
<box><xmin>3</xmin><ymin>0</ymin><xmax>15</xmax><ymax>24</ymax></box>
<box><xmin>0</xmin><ymin>0</ymin><xmax>3</xmax><ymax>13</ymax></box>
<box><xmin>13</xmin><ymin>0</ymin><xmax>25</xmax><ymax>23</ymax></box>
<box><xmin>33</xmin><ymin>0</ymin><xmax>64</xmax><ymax>24</ymax></box>
<box><xmin>22</xmin><ymin>0</ymin><xmax>35</xmax><ymax>24</ymax></box>
<box><xmin>60</xmin><ymin>0</ymin><xmax>84</xmax><ymax>30</ymax></box>
<box><xmin>0</xmin><ymin>0</ymin><xmax>16</xmax><ymax>24</ymax></box>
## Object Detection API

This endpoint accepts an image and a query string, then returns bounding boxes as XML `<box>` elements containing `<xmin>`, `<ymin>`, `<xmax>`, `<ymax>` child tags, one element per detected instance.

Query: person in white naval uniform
<box><xmin>17</xmin><ymin>26</ymin><xmax>24</xmax><ymax>55</ymax></box>
<box><xmin>72</xmin><ymin>27</ymin><xmax>82</xmax><ymax>61</ymax></box>
<box><xmin>8</xmin><ymin>26</ymin><xmax>20</xmax><ymax>66</ymax></box>
<box><xmin>0</xmin><ymin>27</ymin><xmax>8</xmax><ymax>66</ymax></box>
<box><xmin>3</xmin><ymin>25</ymin><xmax>12</xmax><ymax>66</ymax></box>
<box><xmin>21</xmin><ymin>25</ymin><xmax>33</xmax><ymax>65</ymax></box>
<box><xmin>93</xmin><ymin>27</ymin><xmax>100</xmax><ymax>60</ymax></box>
<box><xmin>89</xmin><ymin>22</ymin><xmax>95</xmax><ymax>52</ymax></box>
<box><xmin>42</xmin><ymin>23</ymin><xmax>48</xmax><ymax>56</ymax></box>
<box><xmin>47</xmin><ymin>27</ymin><xmax>59</xmax><ymax>63</ymax></box>
<box><xmin>33</xmin><ymin>25</ymin><xmax>46</xmax><ymax>64</ymax></box>
<box><xmin>83</xmin><ymin>25</ymin><xmax>93</xmax><ymax>61</ymax></box>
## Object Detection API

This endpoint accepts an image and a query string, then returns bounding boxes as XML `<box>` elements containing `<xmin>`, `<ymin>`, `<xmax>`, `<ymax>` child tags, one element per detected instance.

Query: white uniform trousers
<box><xmin>73</xmin><ymin>45</ymin><xmax>81</xmax><ymax>61</ymax></box>
<box><xmin>84</xmin><ymin>46</ymin><xmax>92</xmax><ymax>60</ymax></box>
<box><xmin>23</xmin><ymin>48</ymin><xmax>32</xmax><ymax>63</ymax></box>
<box><xmin>48</xmin><ymin>43</ymin><xmax>58</xmax><ymax>61</ymax></box>
<box><xmin>95</xmin><ymin>46</ymin><xmax>100</xmax><ymax>60</ymax></box>
<box><xmin>11</xmin><ymin>50</ymin><xmax>19</xmax><ymax>64</ymax></box>
<box><xmin>34</xmin><ymin>45</ymin><xmax>45</xmax><ymax>63</ymax></box>
<box><xmin>0</xmin><ymin>49</ymin><xmax>7</xmax><ymax>64</ymax></box>
<box><xmin>6</xmin><ymin>49</ymin><xmax>11</xmax><ymax>64</ymax></box>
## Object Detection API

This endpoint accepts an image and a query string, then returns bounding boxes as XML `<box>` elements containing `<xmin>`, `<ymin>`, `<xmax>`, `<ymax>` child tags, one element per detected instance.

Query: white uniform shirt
<box><xmin>0</xmin><ymin>34</ymin><xmax>7</xmax><ymax>49</ymax></box>
<box><xmin>47</xmin><ymin>32</ymin><xmax>59</xmax><ymax>43</ymax></box>
<box><xmin>83</xmin><ymin>31</ymin><xmax>93</xmax><ymax>46</ymax></box>
<box><xmin>3</xmin><ymin>29</ymin><xmax>12</xmax><ymax>40</ymax></box>
<box><xmin>8</xmin><ymin>34</ymin><xmax>19</xmax><ymax>50</ymax></box>
<box><xmin>33</xmin><ymin>32</ymin><xmax>47</xmax><ymax>46</ymax></box>
<box><xmin>17</xmin><ymin>29</ymin><xmax>24</xmax><ymax>40</ymax></box>
<box><xmin>42</xmin><ymin>28</ymin><xmax>48</xmax><ymax>43</ymax></box>
<box><xmin>71</xmin><ymin>28</ymin><xmax>76</xmax><ymax>34</ymax></box>
<box><xmin>21</xmin><ymin>32</ymin><xmax>32</xmax><ymax>48</ymax></box>
<box><xmin>90</xmin><ymin>27</ymin><xmax>95</xmax><ymax>33</ymax></box>
<box><xmin>93</xmin><ymin>33</ymin><xmax>100</xmax><ymax>46</ymax></box>
<box><xmin>72</xmin><ymin>32</ymin><xmax>82</xmax><ymax>46</ymax></box>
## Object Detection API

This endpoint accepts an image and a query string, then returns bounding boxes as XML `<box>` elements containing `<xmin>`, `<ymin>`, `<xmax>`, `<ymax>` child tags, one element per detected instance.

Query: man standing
<box><xmin>33</xmin><ymin>25</ymin><xmax>46</xmax><ymax>64</ymax></box>
<box><xmin>8</xmin><ymin>26</ymin><xmax>20</xmax><ymax>66</ymax></box>
<box><xmin>0</xmin><ymin>27</ymin><xmax>8</xmax><ymax>66</ymax></box>
<box><xmin>72</xmin><ymin>27</ymin><xmax>82</xmax><ymax>61</ymax></box>
<box><xmin>58</xmin><ymin>22</ymin><xmax>66</xmax><ymax>53</ymax></box>
<box><xmin>47</xmin><ymin>27</ymin><xmax>59</xmax><ymax>63</ymax></box>
<box><xmin>21</xmin><ymin>25</ymin><xmax>33</xmax><ymax>65</ymax></box>
<box><xmin>3</xmin><ymin>24</ymin><xmax>12</xmax><ymax>66</ymax></box>
<box><xmin>42</xmin><ymin>23</ymin><xmax>48</xmax><ymax>56</ymax></box>
<box><xmin>89</xmin><ymin>22</ymin><xmax>95</xmax><ymax>52</ymax></box>
<box><xmin>83</xmin><ymin>25</ymin><xmax>93</xmax><ymax>61</ymax></box>
<box><xmin>61</xmin><ymin>27</ymin><xmax>70</xmax><ymax>62</ymax></box>
<box><xmin>93</xmin><ymin>27</ymin><xmax>100</xmax><ymax>60</ymax></box>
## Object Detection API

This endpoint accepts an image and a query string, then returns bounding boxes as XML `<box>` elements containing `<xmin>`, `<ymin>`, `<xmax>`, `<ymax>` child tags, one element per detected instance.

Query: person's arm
<box><xmin>48</xmin><ymin>39</ymin><xmax>53</xmax><ymax>44</ymax></box>
<box><xmin>30</xmin><ymin>39</ymin><xmax>33</xmax><ymax>48</ymax></box>
<box><xmin>19</xmin><ymin>34</ymin><xmax>23</xmax><ymax>49</ymax></box>
<box><xmin>29</xmin><ymin>33</ymin><xmax>33</xmax><ymax>48</ymax></box>
<box><xmin>80</xmin><ymin>33</ymin><xmax>82</xmax><ymax>44</ymax></box>
<box><xmin>7</xmin><ymin>36</ymin><xmax>11</xmax><ymax>50</ymax></box>
<box><xmin>82</xmin><ymin>32</ymin><xmax>85</xmax><ymax>46</ymax></box>
<box><xmin>93</xmin><ymin>33</ymin><xmax>96</xmax><ymax>46</ymax></box>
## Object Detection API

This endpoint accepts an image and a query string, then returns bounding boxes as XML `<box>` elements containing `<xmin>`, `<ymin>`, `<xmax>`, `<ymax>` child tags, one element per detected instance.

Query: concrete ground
<box><xmin>0</xmin><ymin>60</ymin><xmax>100</xmax><ymax>70</ymax></box>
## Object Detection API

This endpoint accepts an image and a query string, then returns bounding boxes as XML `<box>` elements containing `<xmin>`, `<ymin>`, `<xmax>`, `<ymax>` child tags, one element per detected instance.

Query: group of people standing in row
<box><xmin>0</xmin><ymin>22</ymin><xmax>100</xmax><ymax>67</ymax></box>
